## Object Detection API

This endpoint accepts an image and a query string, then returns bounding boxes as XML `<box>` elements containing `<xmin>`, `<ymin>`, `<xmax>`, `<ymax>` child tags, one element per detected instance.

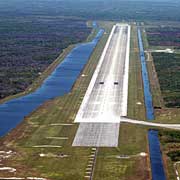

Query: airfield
<box><xmin>73</xmin><ymin>24</ymin><xmax>131</xmax><ymax>147</ymax></box>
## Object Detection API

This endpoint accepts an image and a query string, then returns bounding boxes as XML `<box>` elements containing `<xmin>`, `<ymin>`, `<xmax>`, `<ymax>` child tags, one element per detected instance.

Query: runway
<box><xmin>73</xmin><ymin>24</ymin><xmax>131</xmax><ymax>147</ymax></box>
<box><xmin>72</xmin><ymin>123</ymin><xmax>119</xmax><ymax>147</ymax></box>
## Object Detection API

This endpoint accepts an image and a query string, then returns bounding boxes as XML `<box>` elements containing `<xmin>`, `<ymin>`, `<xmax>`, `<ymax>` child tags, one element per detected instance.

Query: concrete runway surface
<box><xmin>72</xmin><ymin>123</ymin><xmax>120</xmax><ymax>147</ymax></box>
<box><xmin>73</xmin><ymin>24</ymin><xmax>131</xmax><ymax>147</ymax></box>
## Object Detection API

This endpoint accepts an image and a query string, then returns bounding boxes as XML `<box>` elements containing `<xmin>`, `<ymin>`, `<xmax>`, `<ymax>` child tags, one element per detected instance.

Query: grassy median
<box><xmin>93</xmin><ymin>24</ymin><xmax>150</xmax><ymax>180</ymax></box>
<box><xmin>0</xmin><ymin>22</ymin><xmax>152</xmax><ymax>180</ymax></box>
<box><xmin>0</xmin><ymin>21</ymin><xmax>113</xmax><ymax>179</ymax></box>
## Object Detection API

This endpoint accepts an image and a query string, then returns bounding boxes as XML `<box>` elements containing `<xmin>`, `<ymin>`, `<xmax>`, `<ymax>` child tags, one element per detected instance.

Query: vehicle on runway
<box><xmin>99</xmin><ymin>81</ymin><xmax>104</xmax><ymax>85</ymax></box>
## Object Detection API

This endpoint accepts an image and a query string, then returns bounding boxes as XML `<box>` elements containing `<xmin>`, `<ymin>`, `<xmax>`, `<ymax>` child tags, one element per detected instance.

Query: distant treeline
<box><xmin>152</xmin><ymin>52</ymin><xmax>180</xmax><ymax>108</ymax></box>
<box><xmin>147</xmin><ymin>27</ymin><xmax>180</xmax><ymax>47</ymax></box>
<box><xmin>0</xmin><ymin>0</ymin><xmax>180</xmax><ymax>21</ymax></box>
<box><xmin>0</xmin><ymin>16</ymin><xmax>91</xmax><ymax>99</ymax></box>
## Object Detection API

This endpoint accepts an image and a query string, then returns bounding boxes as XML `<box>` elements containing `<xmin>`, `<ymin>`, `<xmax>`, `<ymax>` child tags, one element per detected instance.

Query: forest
<box><xmin>159</xmin><ymin>130</ymin><xmax>180</xmax><ymax>161</ymax></box>
<box><xmin>146</xmin><ymin>27</ymin><xmax>180</xmax><ymax>47</ymax></box>
<box><xmin>0</xmin><ymin>16</ymin><xmax>91</xmax><ymax>99</ymax></box>
<box><xmin>152</xmin><ymin>52</ymin><xmax>180</xmax><ymax>108</ymax></box>
<box><xmin>0</xmin><ymin>0</ymin><xmax>180</xmax><ymax>21</ymax></box>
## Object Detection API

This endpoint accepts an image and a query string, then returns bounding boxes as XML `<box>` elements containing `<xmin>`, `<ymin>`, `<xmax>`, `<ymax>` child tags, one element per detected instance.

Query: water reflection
<box><xmin>137</xmin><ymin>28</ymin><xmax>154</xmax><ymax>120</ymax></box>
<box><xmin>148</xmin><ymin>130</ymin><xmax>166</xmax><ymax>180</ymax></box>
<box><xmin>138</xmin><ymin>28</ymin><xmax>166</xmax><ymax>180</ymax></box>
<box><xmin>0</xmin><ymin>29</ymin><xmax>104</xmax><ymax>137</ymax></box>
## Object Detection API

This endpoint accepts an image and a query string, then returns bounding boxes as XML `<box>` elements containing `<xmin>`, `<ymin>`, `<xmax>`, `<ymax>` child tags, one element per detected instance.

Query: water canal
<box><xmin>137</xmin><ymin>28</ymin><xmax>166</xmax><ymax>180</ymax></box>
<box><xmin>0</xmin><ymin>27</ymin><xmax>104</xmax><ymax>137</ymax></box>
<box><xmin>137</xmin><ymin>28</ymin><xmax>154</xmax><ymax>120</ymax></box>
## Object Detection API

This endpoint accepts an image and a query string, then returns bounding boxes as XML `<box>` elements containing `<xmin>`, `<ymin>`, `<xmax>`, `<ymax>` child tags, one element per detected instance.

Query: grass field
<box><xmin>141</xmin><ymin>22</ymin><xmax>180</xmax><ymax>180</ymax></box>
<box><xmin>0</xmin><ymin>44</ymin><xmax>74</xmax><ymax>104</ymax></box>
<box><xmin>0</xmin><ymin>21</ymin><xmax>95</xmax><ymax>105</ymax></box>
<box><xmin>127</xmin><ymin>25</ymin><xmax>146</xmax><ymax>121</ymax></box>
<box><xmin>93</xmin><ymin>123</ymin><xmax>150</xmax><ymax>180</ymax></box>
<box><xmin>0</xmin><ymin>21</ymin><xmax>114</xmax><ymax>179</ymax></box>
<box><xmin>152</xmin><ymin>52</ymin><xmax>180</xmax><ymax>108</ymax></box>
<box><xmin>158</xmin><ymin>130</ymin><xmax>180</xmax><ymax>180</ymax></box>
<box><xmin>146</xmin><ymin>27</ymin><xmax>180</xmax><ymax>47</ymax></box>
<box><xmin>3</xmin><ymin>19</ymin><xmax>180</xmax><ymax>180</ymax></box>
<box><xmin>141</xmin><ymin>23</ymin><xmax>180</xmax><ymax>124</ymax></box>
<box><xmin>141</xmin><ymin>26</ymin><xmax>164</xmax><ymax>109</ymax></box>
<box><xmin>0</xmin><ymin>16</ymin><xmax>91</xmax><ymax>100</ymax></box>
<box><xmin>4</xmin><ymin>21</ymin><xmax>180</xmax><ymax>180</ymax></box>
<box><xmin>92</xmin><ymin>24</ymin><xmax>150</xmax><ymax>180</ymax></box>
<box><xmin>0</xmin><ymin>22</ymin><xmax>152</xmax><ymax>179</ymax></box>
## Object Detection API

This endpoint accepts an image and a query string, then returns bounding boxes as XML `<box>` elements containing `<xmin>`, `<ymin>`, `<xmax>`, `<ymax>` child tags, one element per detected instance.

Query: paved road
<box><xmin>73</xmin><ymin>24</ymin><xmax>130</xmax><ymax>147</ymax></box>
<box><xmin>72</xmin><ymin>123</ymin><xmax>119</xmax><ymax>147</ymax></box>
<box><xmin>75</xmin><ymin>24</ymin><xmax>130</xmax><ymax>123</ymax></box>
<box><xmin>120</xmin><ymin>118</ymin><xmax>180</xmax><ymax>130</ymax></box>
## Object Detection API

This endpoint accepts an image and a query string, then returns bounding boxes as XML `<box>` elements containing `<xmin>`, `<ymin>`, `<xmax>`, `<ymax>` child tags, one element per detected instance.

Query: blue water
<box><xmin>0</xmin><ymin>28</ymin><xmax>104</xmax><ymax>137</ymax></box>
<box><xmin>92</xmin><ymin>21</ymin><xmax>98</xmax><ymax>29</ymax></box>
<box><xmin>138</xmin><ymin>28</ymin><xmax>166</xmax><ymax>180</ymax></box>
<box><xmin>137</xmin><ymin>29</ymin><xmax>154</xmax><ymax>120</ymax></box>
<box><xmin>148</xmin><ymin>130</ymin><xmax>166</xmax><ymax>180</ymax></box>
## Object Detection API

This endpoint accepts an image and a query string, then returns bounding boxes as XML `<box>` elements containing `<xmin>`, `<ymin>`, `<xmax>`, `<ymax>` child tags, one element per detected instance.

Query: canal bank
<box><xmin>138</xmin><ymin>27</ymin><xmax>166</xmax><ymax>180</ymax></box>
<box><xmin>0</xmin><ymin>27</ymin><xmax>104</xmax><ymax>137</ymax></box>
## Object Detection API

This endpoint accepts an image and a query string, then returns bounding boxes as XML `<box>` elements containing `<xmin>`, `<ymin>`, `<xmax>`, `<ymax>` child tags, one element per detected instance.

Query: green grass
<box><xmin>94</xmin><ymin>124</ymin><xmax>150</xmax><ymax>180</ymax></box>
<box><xmin>94</xmin><ymin>157</ymin><xmax>135</xmax><ymax>180</ymax></box>
<box><xmin>0</xmin><ymin>21</ymin><xmax>113</xmax><ymax>179</ymax></box>
<box><xmin>141</xmin><ymin>23</ymin><xmax>180</xmax><ymax>123</ymax></box>
<box><xmin>146</xmin><ymin>52</ymin><xmax>164</xmax><ymax>108</ymax></box>
<box><xmin>140</xmin><ymin>26</ymin><xmax>164</xmax><ymax>108</ymax></box>
<box><xmin>127</xmin><ymin>25</ymin><xmax>146</xmax><ymax>120</ymax></box>
<box><xmin>152</xmin><ymin>53</ymin><xmax>180</xmax><ymax>108</ymax></box>
<box><xmin>0</xmin><ymin>20</ymin><xmax>97</xmax><ymax>105</ymax></box>
<box><xmin>0</xmin><ymin>44</ymin><xmax>74</xmax><ymax>105</ymax></box>
<box><xmin>86</xmin><ymin>21</ymin><xmax>100</xmax><ymax>42</ymax></box>
<box><xmin>141</xmin><ymin>27</ymin><xmax>149</xmax><ymax>50</ymax></box>
<box><xmin>93</xmin><ymin>25</ymin><xmax>150</xmax><ymax>180</ymax></box>
<box><xmin>0</xmin><ymin>21</ymin><xmax>170</xmax><ymax>180</ymax></box>
<box><xmin>158</xmin><ymin>129</ymin><xmax>180</xmax><ymax>180</ymax></box>
<box><xmin>155</xmin><ymin>108</ymin><xmax>180</xmax><ymax>123</ymax></box>
<box><xmin>141</xmin><ymin>21</ymin><xmax>180</xmax><ymax>180</ymax></box>
<box><xmin>118</xmin><ymin>124</ymin><xmax>148</xmax><ymax>154</ymax></box>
